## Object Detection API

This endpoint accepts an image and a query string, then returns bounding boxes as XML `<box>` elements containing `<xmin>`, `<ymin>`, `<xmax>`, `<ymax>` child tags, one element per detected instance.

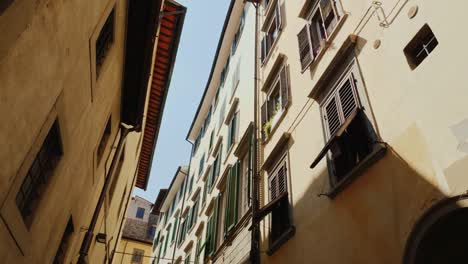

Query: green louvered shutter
<box><xmin>225</xmin><ymin>162</ymin><xmax>239</xmax><ymax>234</ymax></box>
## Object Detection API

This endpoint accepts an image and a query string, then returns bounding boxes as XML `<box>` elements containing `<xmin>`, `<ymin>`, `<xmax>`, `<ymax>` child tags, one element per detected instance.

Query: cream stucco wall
<box><xmin>257</xmin><ymin>0</ymin><xmax>468</xmax><ymax>263</ymax></box>
<box><xmin>0</xmin><ymin>0</ymin><xmax>147</xmax><ymax>263</ymax></box>
<box><xmin>114</xmin><ymin>239</ymin><xmax>153</xmax><ymax>264</ymax></box>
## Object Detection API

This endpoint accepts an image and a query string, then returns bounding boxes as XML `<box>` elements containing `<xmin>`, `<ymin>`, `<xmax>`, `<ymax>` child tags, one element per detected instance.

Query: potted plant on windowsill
<box><xmin>264</xmin><ymin>119</ymin><xmax>272</xmax><ymax>139</ymax></box>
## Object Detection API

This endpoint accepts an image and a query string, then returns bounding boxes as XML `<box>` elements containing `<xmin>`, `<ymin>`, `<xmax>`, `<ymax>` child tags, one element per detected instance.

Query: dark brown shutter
<box><xmin>269</xmin><ymin>161</ymin><xmax>287</xmax><ymax>201</ymax></box>
<box><xmin>261</xmin><ymin>101</ymin><xmax>268</xmax><ymax>139</ymax></box>
<box><xmin>280</xmin><ymin>65</ymin><xmax>289</xmax><ymax>109</ymax></box>
<box><xmin>276</xmin><ymin>2</ymin><xmax>283</xmax><ymax>30</ymax></box>
<box><xmin>261</xmin><ymin>36</ymin><xmax>267</xmax><ymax>62</ymax></box>
<box><xmin>338</xmin><ymin>76</ymin><xmax>360</xmax><ymax>120</ymax></box>
<box><xmin>324</xmin><ymin>97</ymin><xmax>341</xmax><ymax>137</ymax></box>
<box><xmin>298</xmin><ymin>24</ymin><xmax>315</xmax><ymax>71</ymax></box>
<box><xmin>323</xmin><ymin>74</ymin><xmax>361</xmax><ymax>137</ymax></box>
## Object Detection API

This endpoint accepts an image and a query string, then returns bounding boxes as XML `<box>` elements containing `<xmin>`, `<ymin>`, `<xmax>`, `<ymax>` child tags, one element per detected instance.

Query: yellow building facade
<box><xmin>0</xmin><ymin>0</ymin><xmax>185</xmax><ymax>263</ymax></box>
<box><xmin>254</xmin><ymin>0</ymin><xmax>468</xmax><ymax>263</ymax></box>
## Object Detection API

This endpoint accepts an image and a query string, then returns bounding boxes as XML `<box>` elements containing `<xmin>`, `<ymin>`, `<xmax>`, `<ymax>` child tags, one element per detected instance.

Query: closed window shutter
<box><xmin>275</xmin><ymin>2</ymin><xmax>283</xmax><ymax>31</ymax></box>
<box><xmin>298</xmin><ymin>24</ymin><xmax>315</xmax><ymax>70</ymax></box>
<box><xmin>261</xmin><ymin>102</ymin><xmax>268</xmax><ymax>139</ymax></box>
<box><xmin>210</xmin><ymin>196</ymin><xmax>220</xmax><ymax>255</ymax></box>
<box><xmin>205</xmin><ymin>216</ymin><xmax>212</xmax><ymax>257</ymax></box>
<box><xmin>323</xmin><ymin>74</ymin><xmax>360</xmax><ymax>137</ymax></box>
<box><xmin>225</xmin><ymin>162</ymin><xmax>239</xmax><ymax>234</ymax></box>
<box><xmin>280</xmin><ymin>65</ymin><xmax>289</xmax><ymax>109</ymax></box>
<box><xmin>171</xmin><ymin>218</ymin><xmax>178</xmax><ymax>242</ymax></box>
<box><xmin>261</xmin><ymin>36</ymin><xmax>267</xmax><ymax>62</ymax></box>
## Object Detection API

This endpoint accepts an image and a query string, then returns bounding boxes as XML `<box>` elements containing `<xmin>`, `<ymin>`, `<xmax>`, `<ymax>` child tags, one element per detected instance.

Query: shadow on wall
<box><xmin>260</xmin><ymin>144</ymin><xmax>465</xmax><ymax>264</ymax></box>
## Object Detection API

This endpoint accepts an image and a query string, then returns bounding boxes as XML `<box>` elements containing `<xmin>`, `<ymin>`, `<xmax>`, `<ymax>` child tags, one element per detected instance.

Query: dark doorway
<box><xmin>414</xmin><ymin>208</ymin><xmax>468</xmax><ymax>264</ymax></box>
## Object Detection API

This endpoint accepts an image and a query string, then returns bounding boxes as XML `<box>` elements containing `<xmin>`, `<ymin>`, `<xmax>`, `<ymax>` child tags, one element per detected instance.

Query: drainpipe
<box><xmin>109</xmin><ymin>165</ymin><xmax>140</xmax><ymax>263</ymax></box>
<box><xmin>250</xmin><ymin>3</ymin><xmax>261</xmax><ymax>264</ymax></box>
<box><xmin>78</xmin><ymin>124</ymin><xmax>137</xmax><ymax>264</ymax></box>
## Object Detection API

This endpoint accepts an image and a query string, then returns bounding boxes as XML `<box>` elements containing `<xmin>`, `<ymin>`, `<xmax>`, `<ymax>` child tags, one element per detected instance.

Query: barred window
<box><xmin>96</xmin><ymin>8</ymin><xmax>115</xmax><ymax>76</ymax></box>
<box><xmin>16</xmin><ymin>120</ymin><xmax>63</xmax><ymax>225</ymax></box>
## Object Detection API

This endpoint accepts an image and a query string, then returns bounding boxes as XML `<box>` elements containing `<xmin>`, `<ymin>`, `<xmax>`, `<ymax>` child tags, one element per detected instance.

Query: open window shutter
<box><xmin>275</xmin><ymin>2</ymin><xmax>283</xmax><ymax>30</ymax></box>
<box><xmin>224</xmin><ymin>170</ymin><xmax>232</xmax><ymax>235</ymax></box>
<box><xmin>232</xmin><ymin>161</ymin><xmax>239</xmax><ymax>224</ymax></box>
<box><xmin>323</xmin><ymin>96</ymin><xmax>341</xmax><ymax>137</ymax></box>
<box><xmin>261</xmin><ymin>102</ymin><xmax>268</xmax><ymax>139</ymax></box>
<box><xmin>205</xmin><ymin>216</ymin><xmax>212</xmax><ymax>257</ymax></box>
<box><xmin>337</xmin><ymin>75</ymin><xmax>360</xmax><ymax>121</ymax></box>
<box><xmin>298</xmin><ymin>24</ymin><xmax>315</xmax><ymax>71</ymax></box>
<box><xmin>280</xmin><ymin>65</ymin><xmax>289</xmax><ymax>109</ymax></box>
<box><xmin>261</xmin><ymin>36</ymin><xmax>267</xmax><ymax>62</ymax></box>
<box><xmin>269</xmin><ymin>161</ymin><xmax>287</xmax><ymax>201</ymax></box>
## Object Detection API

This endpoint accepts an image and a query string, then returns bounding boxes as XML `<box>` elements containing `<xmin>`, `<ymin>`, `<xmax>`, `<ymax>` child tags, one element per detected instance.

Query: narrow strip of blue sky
<box><xmin>134</xmin><ymin>0</ymin><xmax>231</xmax><ymax>202</ymax></box>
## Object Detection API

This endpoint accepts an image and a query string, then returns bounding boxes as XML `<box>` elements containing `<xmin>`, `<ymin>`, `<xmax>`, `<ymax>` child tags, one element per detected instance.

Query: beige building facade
<box><xmin>0</xmin><ymin>0</ymin><xmax>185</xmax><ymax>263</ymax></box>
<box><xmin>113</xmin><ymin>196</ymin><xmax>157</xmax><ymax>264</ymax></box>
<box><xmin>152</xmin><ymin>1</ymin><xmax>256</xmax><ymax>264</ymax></box>
<box><xmin>254</xmin><ymin>0</ymin><xmax>468</xmax><ymax>263</ymax></box>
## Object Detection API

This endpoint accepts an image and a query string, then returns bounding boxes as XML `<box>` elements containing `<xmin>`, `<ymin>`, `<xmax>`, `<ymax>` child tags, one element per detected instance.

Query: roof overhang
<box><xmin>135</xmin><ymin>0</ymin><xmax>186</xmax><ymax>190</ymax></box>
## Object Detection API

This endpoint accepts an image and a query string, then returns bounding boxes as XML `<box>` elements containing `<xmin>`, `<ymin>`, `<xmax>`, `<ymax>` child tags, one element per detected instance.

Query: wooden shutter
<box><xmin>205</xmin><ymin>216</ymin><xmax>212</xmax><ymax>257</ymax></box>
<box><xmin>279</xmin><ymin>65</ymin><xmax>289</xmax><ymax>109</ymax></box>
<box><xmin>261</xmin><ymin>101</ymin><xmax>268</xmax><ymax>139</ymax></box>
<box><xmin>298</xmin><ymin>24</ymin><xmax>314</xmax><ymax>71</ymax></box>
<box><xmin>275</xmin><ymin>2</ymin><xmax>283</xmax><ymax>30</ymax></box>
<box><xmin>225</xmin><ymin>162</ymin><xmax>239</xmax><ymax>234</ymax></box>
<box><xmin>211</xmin><ymin>196</ymin><xmax>220</xmax><ymax>254</ymax></box>
<box><xmin>323</xmin><ymin>74</ymin><xmax>360</xmax><ymax>137</ymax></box>
<box><xmin>261</xmin><ymin>36</ymin><xmax>267</xmax><ymax>62</ymax></box>
<box><xmin>269</xmin><ymin>160</ymin><xmax>287</xmax><ymax>201</ymax></box>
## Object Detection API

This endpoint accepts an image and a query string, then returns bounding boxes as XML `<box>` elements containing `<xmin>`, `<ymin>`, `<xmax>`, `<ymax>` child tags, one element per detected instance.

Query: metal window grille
<box><xmin>16</xmin><ymin>120</ymin><xmax>63</xmax><ymax>224</ymax></box>
<box><xmin>96</xmin><ymin>9</ymin><xmax>115</xmax><ymax>76</ymax></box>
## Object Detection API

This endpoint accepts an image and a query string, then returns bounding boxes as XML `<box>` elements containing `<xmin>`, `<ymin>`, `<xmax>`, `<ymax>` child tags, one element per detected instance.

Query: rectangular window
<box><xmin>149</xmin><ymin>226</ymin><xmax>157</xmax><ymax>240</ymax></box>
<box><xmin>96</xmin><ymin>8</ymin><xmax>115</xmax><ymax>76</ymax></box>
<box><xmin>209</xmin><ymin>130</ymin><xmax>215</xmax><ymax>152</ymax></box>
<box><xmin>261</xmin><ymin>2</ymin><xmax>283</xmax><ymax>62</ymax></box>
<box><xmin>267</xmin><ymin>156</ymin><xmax>293</xmax><ymax>250</ymax></box>
<box><xmin>184</xmin><ymin>252</ymin><xmax>191</xmax><ymax>264</ymax></box>
<box><xmin>131</xmin><ymin>248</ymin><xmax>144</xmax><ymax>264</ymax></box>
<box><xmin>208</xmin><ymin>145</ymin><xmax>223</xmax><ymax>191</ymax></box>
<box><xmin>404</xmin><ymin>24</ymin><xmax>438</xmax><ymax>70</ymax></box>
<box><xmin>317</xmin><ymin>70</ymin><xmax>379</xmax><ymax>186</ymax></box>
<box><xmin>298</xmin><ymin>0</ymin><xmax>342</xmax><ymax>70</ymax></box>
<box><xmin>261</xmin><ymin>65</ymin><xmax>289</xmax><ymax>140</ymax></box>
<box><xmin>218</xmin><ymin>100</ymin><xmax>226</xmax><ymax>131</ymax></box>
<box><xmin>136</xmin><ymin>207</ymin><xmax>145</xmax><ymax>219</ymax></box>
<box><xmin>97</xmin><ymin>116</ymin><xmax>112</xmax><ymax>165</ymax></box>
<box><xmin>205</xmin><ymin>197</ymin><xmax>219</xmax><ymax>257</ymax></box>
<box><xmin>53</xmin><ymin>217</ymin><xmax>74</xmax><ymax>264</ymax></box>
<box><xmin>227</xmin><ymin>112</ymin><xmax>238</xmax><ymax>150</ymax></box>
<box><xmin>199</xmin><ymin>154</ymin><xmax>205</xmax><ymax>176</ymax></box>
<box><xmin>16</xmin><ymin>120</ymin><xmax>63</xmax><ymax>225</ymax></box>
<box><xmin>239</xmin><ymin>150</ymin><xmax>251</xmax><ymax>217</ymax></box>
<box><xmin>194</xmin><ymin>236</ymin><xmax>203</xmax><ymax>264</ymax></box>
<box><xmin>171</xmin><ymin>217</ymin><xmax>179</xmax><ymax>243</ymax></box>
<box><xmin>224</xmin><ymin>162</ymin><xmax>239</xmax><ymax>234</ymax></box>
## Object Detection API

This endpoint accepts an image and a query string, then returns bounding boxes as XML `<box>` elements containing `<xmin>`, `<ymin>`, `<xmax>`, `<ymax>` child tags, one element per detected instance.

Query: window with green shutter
<box><xmin>163</xmin><ymin>233</ymin><xmax>169</xmax><ymax>257</ymax></box>
<box><xmin>205</xmin><ymin>196</ymin><xmax>220</xmax><ymax>257</ymax></box>
<box><xmin>171</xmin><ymin>218</ymin><xmax>178</xmax><ymax>243</ymax></box>
<box><xmin>224</xmin><ymin>162</ymin><xmax>240</xmax><ymax>234</ymax></box>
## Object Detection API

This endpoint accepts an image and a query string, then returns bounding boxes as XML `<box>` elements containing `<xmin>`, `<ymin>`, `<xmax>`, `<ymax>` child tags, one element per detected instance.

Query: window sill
<box><xmin>263</xmin><ymin>106</ymin><xmax>288</xmax><ymax>145</ymax></box>
<box><xmin>267</xmin><ymin>226</ymin><xmax>296</xmax><ymax>256</ymax></box>
<box><xmin>325</xmin><ymin>143</ymin><xmax>387</xmax><ymax>199</ymax></box>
